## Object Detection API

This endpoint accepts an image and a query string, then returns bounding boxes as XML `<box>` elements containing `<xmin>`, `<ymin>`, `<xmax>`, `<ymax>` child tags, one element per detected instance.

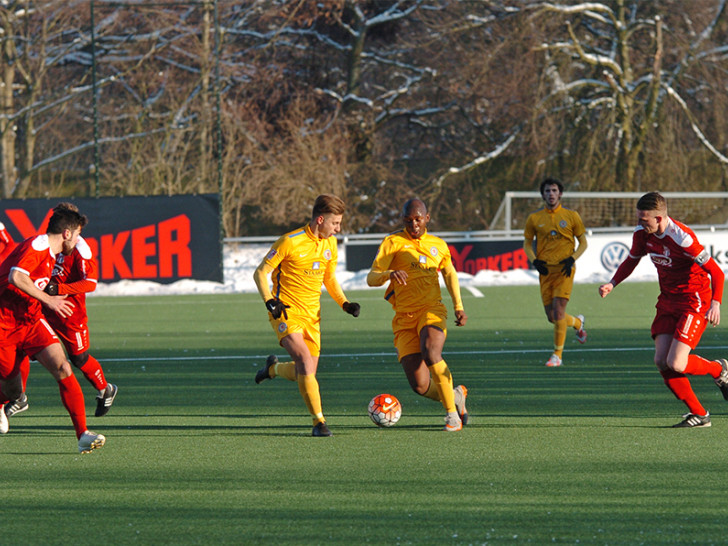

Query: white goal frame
<box><xmin>490</xmin><ymin>191</ymin><xmax>728</xmax><ymax>236</ymax></box>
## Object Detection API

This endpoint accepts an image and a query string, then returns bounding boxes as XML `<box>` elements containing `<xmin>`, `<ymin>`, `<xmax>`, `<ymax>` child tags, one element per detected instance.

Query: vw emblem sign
<box><xmin>601</xmin><ymin>242</ymin><xmax>630</xmax><ymax>271</ymax></box>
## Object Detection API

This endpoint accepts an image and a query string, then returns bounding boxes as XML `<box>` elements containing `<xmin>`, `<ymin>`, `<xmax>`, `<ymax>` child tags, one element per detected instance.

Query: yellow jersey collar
<box><xmin>545</xmin><ymin>203</ymin><xmax>562</xmax><ymax>214</ymax></box>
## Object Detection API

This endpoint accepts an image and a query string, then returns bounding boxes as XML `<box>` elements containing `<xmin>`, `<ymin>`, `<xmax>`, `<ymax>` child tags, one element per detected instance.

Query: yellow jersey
<box><xmin>524</xmin><ymin>204</ymin><xmax>585</xmax><ymax>264</ymax></box>
<box><xmin>370</xmin><ymin>229</ymin><xmax>461</xmax><ymax>314</ymax></box>
<box><xmin>262</xmin><ymin>224</ymin><xmax>346</xmax><ymax>318</ymax></box>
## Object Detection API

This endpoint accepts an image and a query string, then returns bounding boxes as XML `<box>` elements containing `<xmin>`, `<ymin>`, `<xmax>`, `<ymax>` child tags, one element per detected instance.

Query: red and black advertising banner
<box><xmin>345</xmin><ymin>238</ymin><xmax>529</xmax><ymax>274</ymax></box>
<box><xmin>0</xmin><ymin>194</ymin><xmax>222</xmax><ymax>284</ymax></box>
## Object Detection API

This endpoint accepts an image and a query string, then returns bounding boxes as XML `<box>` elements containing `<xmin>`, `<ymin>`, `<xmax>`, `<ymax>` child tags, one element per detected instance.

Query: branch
<box><xmin>664</xmin><ymin>85</ymin><xmax>728</xmax><ymax>165</ymax></box>
<box><xmin>433</xmin><ymin>131</ymin><xmax>519</xmax><ymax>188</ymax></box>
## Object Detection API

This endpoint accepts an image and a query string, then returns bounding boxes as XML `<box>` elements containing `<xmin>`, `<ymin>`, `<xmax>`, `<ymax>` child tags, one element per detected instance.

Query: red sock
<box><xmin>58</xmin><ymin>375</ymin><xmax>87</xmax><ymax>439</ymax></box>
<box><xmin>660</xmin><ymin>368</ymin><xmax>706</xmax><ymax>415</ymax></box>
<box><xmin>683</xmin><ymin>354</ymin><xmax>721</xmax><ymax>379</ymax></box>
<box><xmin>79</xmin><ymin>356</ymin><xmax>107</xmax><ymax>391</ymax></box>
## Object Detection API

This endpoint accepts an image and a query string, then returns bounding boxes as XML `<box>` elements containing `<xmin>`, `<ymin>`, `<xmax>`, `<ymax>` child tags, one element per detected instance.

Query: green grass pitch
<box><xmin>2</xmin><ymin>282</ymin><xmax>727</xmax><ymax>544</ymax></box>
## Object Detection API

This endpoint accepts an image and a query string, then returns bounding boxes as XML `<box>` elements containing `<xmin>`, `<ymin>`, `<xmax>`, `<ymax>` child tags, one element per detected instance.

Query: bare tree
<box><xmin>527</xmin><ymin>0</ymin><xmax>728</xmax><ymax>190</ymax></box>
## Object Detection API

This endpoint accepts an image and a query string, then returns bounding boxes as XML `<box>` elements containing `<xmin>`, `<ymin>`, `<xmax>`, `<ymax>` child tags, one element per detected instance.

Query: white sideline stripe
<box><xmin>98</xmin><ymin>345</ymin><xmax>728</xmax><ymax>363</ymax></box>
<box><xmin>465</xmin><ymin>286</ymin><xmax>484</xmax><ymax>297</ymax></box>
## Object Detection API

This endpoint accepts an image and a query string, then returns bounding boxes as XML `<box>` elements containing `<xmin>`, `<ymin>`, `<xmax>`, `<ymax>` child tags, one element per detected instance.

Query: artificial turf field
<box><xmin>2</xmin><ymin>281</ymin><xmax>728</xmax><ymax>545</ymax></box>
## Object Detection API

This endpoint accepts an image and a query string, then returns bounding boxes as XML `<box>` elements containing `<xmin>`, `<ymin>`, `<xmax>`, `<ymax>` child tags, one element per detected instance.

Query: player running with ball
<box><xmin>599</xmin><ymin>192</ymin><xmax>727</xmax><ymax>428</ymax></box>
<box><xmin>367</xmin><ymin>198</ymin><xmax>469</xmax><ymax>432</ymax></box>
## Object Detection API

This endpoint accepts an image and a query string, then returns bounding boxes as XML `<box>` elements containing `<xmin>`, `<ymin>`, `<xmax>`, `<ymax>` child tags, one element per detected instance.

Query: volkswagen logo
<box><xmin>601</xmin><ymin>242</ymin><xmax>630</xmax><ymax>271</ymax></box>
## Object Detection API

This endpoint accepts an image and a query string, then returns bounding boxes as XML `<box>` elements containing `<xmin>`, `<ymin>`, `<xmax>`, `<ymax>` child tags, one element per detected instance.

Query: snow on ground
<box><xmin>91</xmin><ymin>243</ymin><xmax>645</xmax><ymax>298</ymax></box>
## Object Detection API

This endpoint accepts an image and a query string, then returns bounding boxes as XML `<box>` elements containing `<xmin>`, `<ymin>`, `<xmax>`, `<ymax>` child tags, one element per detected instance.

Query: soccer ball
<box><xmin>367</xmin><ymin>394</ymin><xmax>402</xmax><ymax>427</ymax></box>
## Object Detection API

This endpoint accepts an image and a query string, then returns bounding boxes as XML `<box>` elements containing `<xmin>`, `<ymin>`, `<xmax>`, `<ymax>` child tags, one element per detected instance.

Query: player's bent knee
<box><xmin>70</xmin><ymin>351</ymin><xmax>89</xmax><ymax>368</ymax></box>
<box><xmin>3</xmin><ymin>380</ymin><xmax>22</xmax><ymax>400</ymax></box>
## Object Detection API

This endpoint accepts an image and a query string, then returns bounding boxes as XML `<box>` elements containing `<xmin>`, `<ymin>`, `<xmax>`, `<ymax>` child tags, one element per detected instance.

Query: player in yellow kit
<box><xmin>523</xmin><ymin>178</ymin><xmax>588</xmax><ymax>367</ymax></box>
<box><xmin>367</xmin><ymin>198</ymin><xmax>469</xmax><ymax>432</ymax></box>
<box><xmin>253</xmin><ymin>194</ymin><xmax>360</xmax><ymax>437</ymax></box>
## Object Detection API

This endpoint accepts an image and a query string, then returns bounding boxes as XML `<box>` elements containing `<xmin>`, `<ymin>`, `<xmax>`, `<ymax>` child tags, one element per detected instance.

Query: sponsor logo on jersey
<box><xmin>35</xmin><ymin>277</ymin><xmax>52</xmax><ymax>291</ymax></box>
<box><xmin>650</xmin><ymin>246</ymin><xmax>671</xmax><ymax>267</ymax></box>
<box><xmin>312</xmin><ymin>261</ymin><xmax>320</xmax><ymax>270</ymax></box>
<box><xmin>419</xmin><ymin>255</ymin><xmax>427</xmax><ymax>264</ymax></box>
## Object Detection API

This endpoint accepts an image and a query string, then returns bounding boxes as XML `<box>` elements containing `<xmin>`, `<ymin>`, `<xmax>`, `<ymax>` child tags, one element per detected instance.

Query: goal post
<box><xmin>490</xmin><ymin>191</ymin><xmax>728</xmax><ymax>235</ymax></box>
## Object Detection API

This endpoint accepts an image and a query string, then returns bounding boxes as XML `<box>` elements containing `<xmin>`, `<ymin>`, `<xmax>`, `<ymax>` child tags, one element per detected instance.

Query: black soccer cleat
<box><xmin>312</xmin><ymin>421</ymin><xmax>333</xmax><ymax>437</ymax></box>
<box><xmin>672</xmin><ymin>412</ymin><xmax>711</xmax><ymax>428</ymax></box>
<box><xmin>255</xmin><ymin>355</ymin><xmax>278</xmax><ymax>384</ymax></box>
<box><xmin>715</xmin><ymin>359</ymin><xmax>728</xmax><ymax>400</ymax></box>
<box><xmin>4</xmin><ymin>392</ymin><xmax>29</xmax><ymax>417</ymax></box>
<box><xmin>95</xmin><ymin>384</ymin><xmax>118</xmax><ymax>417</ymax></box>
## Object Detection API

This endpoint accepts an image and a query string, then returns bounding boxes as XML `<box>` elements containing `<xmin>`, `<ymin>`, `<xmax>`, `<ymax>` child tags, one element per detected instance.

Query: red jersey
<box><xmin>0</xmin><ymin>235</ymin><xmax>56</xmax><ymax>329</ymax></box>
<box><xmin>628</xmin><ymin>218</ymin><xmax>712</xmax><ymax>300</ymax></box>
<box><xmin>48</xmin><ymin>236</ymin><xmax>97</xmax><ymax>323</ymax></box>
<box><xmin>0</xmin><ymin>222</ymin><xmax>17</xmax><ymax>263</ymax></box>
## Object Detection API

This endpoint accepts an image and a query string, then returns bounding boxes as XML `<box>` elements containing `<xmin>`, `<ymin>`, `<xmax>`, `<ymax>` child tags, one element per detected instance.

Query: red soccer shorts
<box><xmin>0</xmin><ymin>318</ymin><xmax>59</xmax><ymax>377</ymax></box>
<box><xmin>652</xmin><ymin>309</ymin><xmax>707</xmax><ymax>349</ymax></box>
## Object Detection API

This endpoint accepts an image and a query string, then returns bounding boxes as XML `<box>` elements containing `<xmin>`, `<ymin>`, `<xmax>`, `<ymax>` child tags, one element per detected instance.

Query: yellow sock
<box><xmin>428</xmin><ymin>360</ymin><xmax>456</xmax><ymax>413</ymax></box>
<box><xmin>423</xmin><ymin>379</ymin><xmax>440</xmax><ymax>401</ymax></box>
<box><xmin>564</xmin><ymin>314</ymin><xmax>581</xmax><ymax>330</ymax></box>
<box><xmin>297</xmin><ymin>374</ymin><xmax>325</xmax><ymax>424</ymax></box>
<box><xmin>554</xmin><ymin>318</ymin><xmax>567</xmax><ymax>358</ymax></box>
<box><xmin>273</xmin><ymin>361</ymin><xmax>297</xmax><ymax>381</ymax></box>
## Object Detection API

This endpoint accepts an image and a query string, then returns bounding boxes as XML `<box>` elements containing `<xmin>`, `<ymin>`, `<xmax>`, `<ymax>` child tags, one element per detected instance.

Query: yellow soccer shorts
<box><xmin>269</xmin><ymin>314</ymin><xmax>322</xmax><ymax>357</ymax></box>
<box><xmin>392</xmin><ymin>302</ymin><xmax>448</xmax><ymax>360</ymax></box>
<box><xmin>539</xmin><ymin>268</ymin><xmax>575</xmax><ymax>306</ymax></box>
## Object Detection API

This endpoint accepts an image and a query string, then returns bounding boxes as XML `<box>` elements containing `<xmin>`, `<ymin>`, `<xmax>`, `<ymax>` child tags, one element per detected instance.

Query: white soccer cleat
<box><xmin>576</xmin><ymin>314</ymin><xmax>587</xmax><ymax>344</ymax></box>
<box><xmin>443</xmin><ymin>412</ymin><xmax>463</xmax><ymax>432</ymax></box>
<box><xmin>0</xmin><ymin>405</ymin><xmax>8</xmax><ymax>434</ymax></box>
<box><xmin>545</xmin><ymin>354</ymin><xmax>562</xmax><ymax>367</ymax></box>
<box><xmin>78</xmin><ymin>430</ymin><xmax>106</xmax><ymax>453</ymax></box>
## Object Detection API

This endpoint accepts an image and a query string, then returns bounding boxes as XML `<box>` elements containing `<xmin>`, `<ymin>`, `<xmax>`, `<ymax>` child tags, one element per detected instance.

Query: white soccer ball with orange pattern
<box><xmin>367</xmin><ymin>393</ymin><xmax>402</xmax><ymax>427</ymax></box>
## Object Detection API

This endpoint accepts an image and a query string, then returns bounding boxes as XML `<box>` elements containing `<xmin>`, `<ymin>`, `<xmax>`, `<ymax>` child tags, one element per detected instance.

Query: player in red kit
<box><xmin>0</xmin><ymin>203</ymin><xmax>106</xmax><ymax>452</ymax></box>
<box><xmin>599</xmin><ymin>192</ymin><xmax>727</xmax><ymax>428</ymax></box>
<box><xmin>45</xmin><ymin>235</ymin><xmax>117</xmax><ymax>415</ymax></box>
<box><xmin>5</xmin><ymin>235</ymin><xmax>118</xmax><ymax>419</ymax></box>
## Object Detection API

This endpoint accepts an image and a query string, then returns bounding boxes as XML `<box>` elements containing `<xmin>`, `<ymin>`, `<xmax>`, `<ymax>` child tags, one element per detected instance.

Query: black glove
<box><xmin>532</xmin><ymin>259</ymin><xmax>548</xmax><ymax>276</ymax></box>
<box><xmin>343</xmin><ymin>301</ymin><xmax>360</xmax><ymax>317</ymax></box>
<box><xmin>265</xmin><ymin>298</ymin><xmax>290</xmax><ymax>320</ymax></box>
<box><xmin>560</xmin><ymin>256</ymin><xmax>575</xmax><ymax>277</ymax></box>
<box><xmin>44</xmin><ymin>280</ymin><xmax>59</xmax><ymax>296</ymax></box>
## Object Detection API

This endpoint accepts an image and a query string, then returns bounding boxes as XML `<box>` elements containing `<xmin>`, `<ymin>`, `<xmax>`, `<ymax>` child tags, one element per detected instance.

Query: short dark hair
<box><xmin>402</xmin><ymin>198</ymin><xmax>427</xmax><ymax>217</ymax></box>
<box><xmin>636</xmin><ymin>192</ymin><xmax>667</xmax><ymax>213</ymax></box>
<box><xmin>312</xmin><ymin>194</ymin><xmax>346</xmax><ymax>218</ymax></box>
<box><xmin>540</xmin><ymin>177</ymin><xmax>564</xmax><ymax>195</ymax></box>
<box><xmin>47</xmin><ymin>202</ymin><xmax>88</xmax><ymax>234</ymax></box>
